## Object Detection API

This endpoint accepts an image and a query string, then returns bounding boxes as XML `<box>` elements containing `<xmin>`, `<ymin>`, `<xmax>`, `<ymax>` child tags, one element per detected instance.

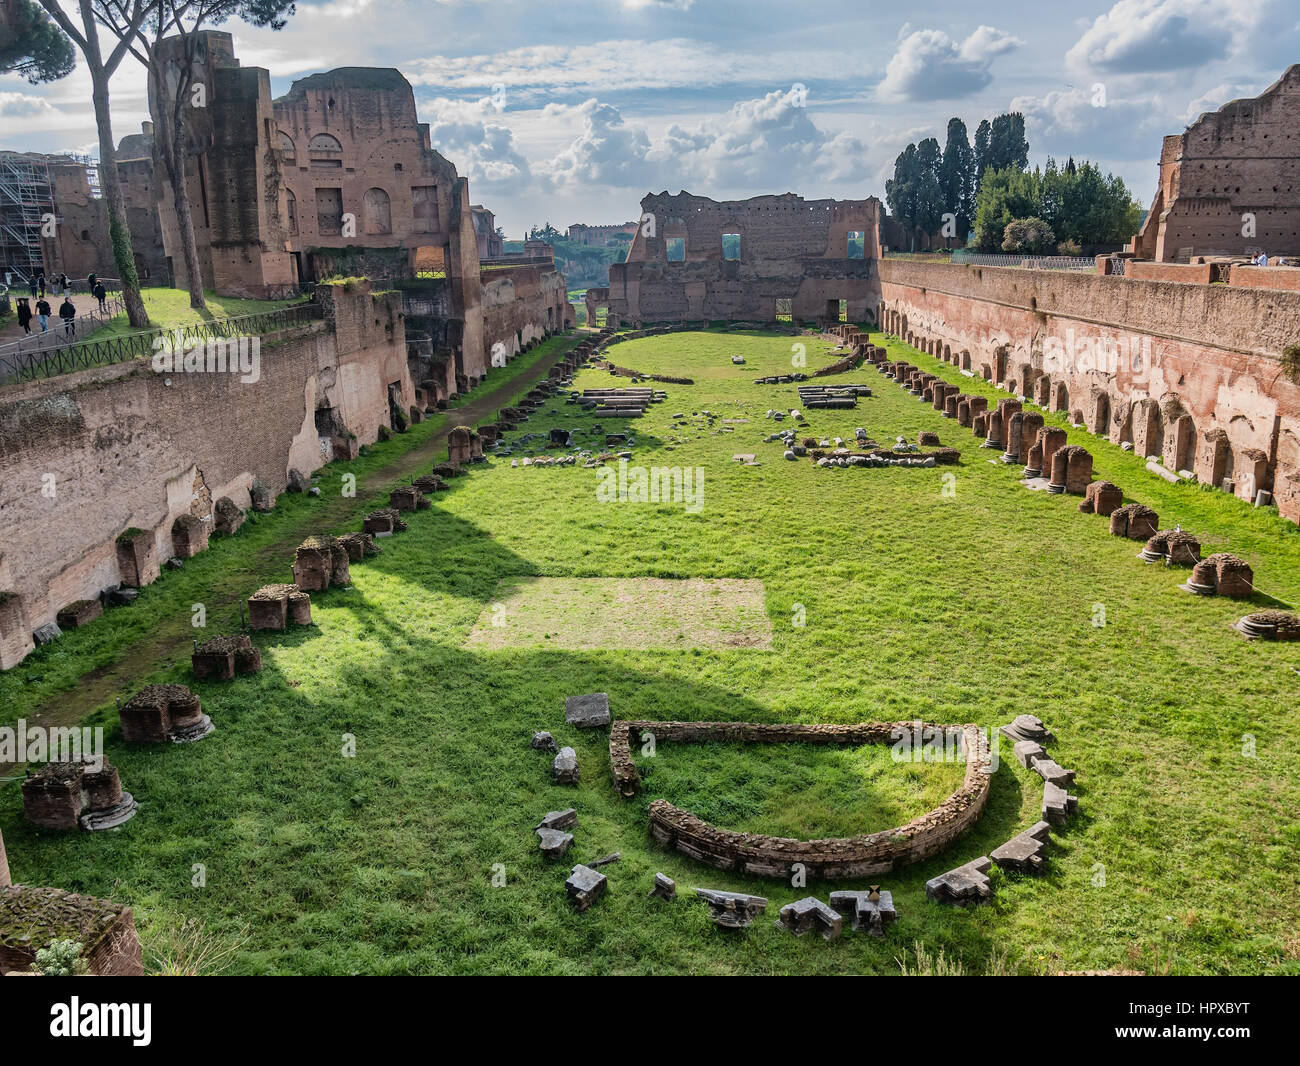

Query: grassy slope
<box><xmin>2</xmin><ymin>328</ymin><xmax>1297</xmax><ymax>975</ymax></box>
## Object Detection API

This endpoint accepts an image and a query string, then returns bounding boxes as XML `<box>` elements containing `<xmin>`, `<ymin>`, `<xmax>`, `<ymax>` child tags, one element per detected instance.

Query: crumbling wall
<box><xmin>0</xmin><ymin>283</ymin><xmax>409</xmax><ymax>660</ymax></box>
<box><xmin>1132</xmin><ymin>64</ymin><xmax>1300</xmax><ymax>261</ymax></box>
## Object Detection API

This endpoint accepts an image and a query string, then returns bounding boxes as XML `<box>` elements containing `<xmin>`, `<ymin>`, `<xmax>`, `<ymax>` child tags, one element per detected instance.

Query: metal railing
<box><xmin>0</xmin><ymin>301</ymin><xmax>324</xmax><ymax>386</ymax></box>
<box><xmin>882</xmin><ymin>250</ymin><xmax>1096</xmax><ymax>271</ymax></box>
<box><xmin>950</xmin><ymin>250</ymin><xmax>1095</xmax><ymax>271</ymax></box>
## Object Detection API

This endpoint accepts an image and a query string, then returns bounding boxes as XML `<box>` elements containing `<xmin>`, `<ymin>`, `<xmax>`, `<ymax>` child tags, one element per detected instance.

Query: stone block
<box><xmin>1042</xmin><ymin>781</ymin><xmax>1079</xmax><ymax>825</ymax></box>
<box><xmin>171</xmin><ymin>514</ymin><xmax>209</xmax><ymax>559</ymax></box>
<box><xmin>565</xmin><ymin>692</ymin><xmax>611</xmax><ymax>729</ymax></box>
<box><xmin>648</xmin><ymin>873</ymin><xmax>676</xmax><ymax>901</ymax></box>
<box><xmin>536</xmin><ymin>827</ymin><xmax>573</xmax><ymax>860</ymax></box>
<box><xmin>213</xmin><ymin>496</ymin><xmax>246</xmax><ymax>536</ymax></box>
<box><xmin>990</xmin><ymin>821</ymin><xmax>1052</xmax><ymax>874</ymax></box>
<box><xmin>999</xmin><ymin>714</ymin><xmax>1056</xmax><ymax>745</ymax></box>
<box><xmin>696</xmin><ymin>888</ymin><xmax>768</xmax><ymax>929</ymax></box>
<box><xmin>115</xmin><ymin>529</ymin><xmax>157</xmax><ymax>589</ymax></box>
<box><xmin>925</xmin><ymin>856</ymin><xmax>993</xmax><ymax>904</ymax></box>
<box><xmin>565</xmin><ymin>864</ymin><xmax>606</xmax><ymax>911</ymax></box>
<box><xmin>55</xmin><ymin>599</ymin><xmax>102</xmax><ymax>630</ymax></box>
<box><xmin>778</xmin><ymin>896</ymin><xmax>843</xmax><ymax>940</ymax></box>
<box><xmin>553</xmin><ymin>747</ymin><xmax>579</xmax><ymax>784</ymax></box>
<box><xmin>829</xmin><ymin>889</ymin><xmax>897</xmax><ymax>936</ymax></box>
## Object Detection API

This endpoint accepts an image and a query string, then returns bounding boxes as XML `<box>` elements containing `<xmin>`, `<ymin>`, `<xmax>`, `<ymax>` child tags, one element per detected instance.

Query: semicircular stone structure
<box><xmin>610</xmin><ymin>721</ymin><xmax>993</xmax><ymax>880</ymax></box>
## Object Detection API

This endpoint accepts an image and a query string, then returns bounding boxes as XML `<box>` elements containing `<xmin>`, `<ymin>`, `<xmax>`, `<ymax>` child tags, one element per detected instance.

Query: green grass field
<box><xmin>2</xmin><ymin>327</ymin><xmax>1297</xmax><ymax>975</ymax></box>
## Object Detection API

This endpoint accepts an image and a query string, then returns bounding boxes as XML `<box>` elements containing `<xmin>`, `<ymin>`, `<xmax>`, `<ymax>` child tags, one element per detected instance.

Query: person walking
<box><xmin>59</xmin><ymin>295</ymin><xmax>76</xmax><ymax>336</ymax></box>
<box><xmin>37</xmin><ymin>273</ymin><xmax>45</xmax><ymax>298</ymax></box>
<box><xmin>27</xmin><ymin>275</ymin><xmax>37</xmax><ymax>299</ymax></box>
<box><xmin>93</xmin><ymin>280</ymin><xmax>107</xmax><ymax>312</ymax></box>
<box><xmin>35</xmin><ymin>296</ymin><xmax>51</xmax><ymax>332</ymax></box>
<box><xmin>87</xmin><ymin>270</ymin><xmax>97</xmax><ymax>293</ymax></box>
<box><xmin>16</xmin><ymin>297</ymin><xmax>32</xmax><ymax>334</ymax></box>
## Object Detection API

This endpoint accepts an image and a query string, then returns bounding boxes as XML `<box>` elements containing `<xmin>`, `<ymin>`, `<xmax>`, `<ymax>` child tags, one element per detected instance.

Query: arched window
<box><xmin>362</xmin><ymin>188</ymin><xmax>392</xmax><ymax>235</ymax></box>
<box><xmin>285</xmin><ymin>189</ymin><xmax>298</xmax><ymax>235</ymax></box>
<box><xmin>279</xmin><ymin>131</ymin><xmax>296</xmax><ymax>164</ymax></box>
<box><xmin>308</xmin><ymin>133</ymin><xmax>342</xmax><ymax>168</ymax></box>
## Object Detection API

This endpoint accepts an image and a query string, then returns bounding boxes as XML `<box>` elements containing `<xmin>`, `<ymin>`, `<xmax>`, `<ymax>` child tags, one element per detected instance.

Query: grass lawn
<box><xmin>1</xmin><ymin>326</ymin><xmax>1297</xmax><ymax>975</ymax></box>
<box><xmin>88</xmin><ymin>287</ymin><xmax>303</xmax><ymax>339</ymax></box>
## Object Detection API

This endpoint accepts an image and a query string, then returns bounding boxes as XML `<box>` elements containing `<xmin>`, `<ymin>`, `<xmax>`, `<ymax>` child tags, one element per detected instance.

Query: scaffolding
<box><xmin>0</xmin><ymin>153</ymin><xmax>55</xmax><ymax>285</ymax></box>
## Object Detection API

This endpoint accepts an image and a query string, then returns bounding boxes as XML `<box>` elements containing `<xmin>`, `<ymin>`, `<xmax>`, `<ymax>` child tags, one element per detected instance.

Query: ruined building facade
<box><xmin>144</xmin><ymin>32</ymin><xmax>568</xmax><ymax>384</ymax></box>
<box><xmin>1131</xmin><ymin>64</ymin><xmax>1300</xmax><ymax>262</ymax></box>
<box><xmin>603</xmin><ymin>192</ymin><xmax>881</xmax><ymax>325</ymax></box>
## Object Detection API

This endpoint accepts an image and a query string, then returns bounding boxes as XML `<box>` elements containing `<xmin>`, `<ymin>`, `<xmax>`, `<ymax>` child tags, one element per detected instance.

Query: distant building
<box><xmin>566</xmin><ymin>221</ymin><xmax>639</xmax><ymax>247</ymax></box>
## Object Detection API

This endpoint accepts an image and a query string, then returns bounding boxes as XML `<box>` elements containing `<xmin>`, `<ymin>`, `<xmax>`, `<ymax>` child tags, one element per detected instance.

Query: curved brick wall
<box><xmin>611</xmin><ymin>721</ymin><xmax>993</xmax><ymax>880</ymax></box>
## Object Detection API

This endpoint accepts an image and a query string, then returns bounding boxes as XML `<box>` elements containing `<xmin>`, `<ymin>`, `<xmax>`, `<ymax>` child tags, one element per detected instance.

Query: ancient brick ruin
<box><xmin>120</xmin><ymin>683</ymin><xmax>214</xmax><ymax>743</ymax></box>
<box><xmin>21</xmin><ymin>761</ymin><xmax>138</xmax><ymax>832</ymax></box>
<box><xmin>606</xmin><ymin>192</ymin><xmax>880</xmax><ymax>326</ymax></box>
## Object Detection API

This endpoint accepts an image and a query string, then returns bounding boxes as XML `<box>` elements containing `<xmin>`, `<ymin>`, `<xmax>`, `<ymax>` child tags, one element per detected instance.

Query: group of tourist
<box><xmin>8</xmin><ymin>271</ymin><xmax>110</xmax><ymax>337</ymax></box>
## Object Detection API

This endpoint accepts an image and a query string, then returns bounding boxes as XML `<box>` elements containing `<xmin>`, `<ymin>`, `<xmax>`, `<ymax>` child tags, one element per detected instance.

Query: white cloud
<box><xmin>1065</xmin><ymin>0</ymin><xmax>1261</xmax><ymax>74</ymax></box>
<box><xmin>876</xmin><ymin>25</ymin><xmax>1023</xmax><ymax>103</ymax></box>
<box><xmin>405</xmin><ymin>39</ymin><xmax>839</xmax><ymax>99</ymax></box>
<box><xmin>422</xmin><ymin>97</ymin><xmax>536</xmax><ymax>195</ymax></box>
<box><xmin>0</xmin><ymin>92</ymin><xmax>57</xmax><ymax>118</ymax></box>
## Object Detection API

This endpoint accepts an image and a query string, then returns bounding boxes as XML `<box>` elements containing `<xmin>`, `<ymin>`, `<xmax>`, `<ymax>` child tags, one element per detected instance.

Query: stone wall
<box><xmin>480</xmin><ymin>264</ymin><xmax>570</xmax><ymax>362</ymax></box>
<box><xmin>877</xmin><ymin>258</ymin><xmax>1300</xmax><ymax>523</ymax></box>
<box><xmin>611</xmin><ymin>721</ymin><xmax>992</xmax><ymax>879</ymax></box>
<box><xmin>607</xmin><ymin>192</ymin><xmax>881</xmax><ymax>325</ymax></box>
<box><xmin>0</xmin><ymin>282</ymin><xmax>411</xmax><ymax>669</ymax></box>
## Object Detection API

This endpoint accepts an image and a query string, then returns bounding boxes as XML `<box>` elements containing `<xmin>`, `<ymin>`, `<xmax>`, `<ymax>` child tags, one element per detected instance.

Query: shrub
<box><xmin>35</xmin><ymin>939</ymin><xmax>86</xmax><ymax>976</ymax></box>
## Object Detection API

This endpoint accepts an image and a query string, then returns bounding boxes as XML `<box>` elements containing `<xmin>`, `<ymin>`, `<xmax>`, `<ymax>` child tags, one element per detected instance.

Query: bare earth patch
<box><xmin>465</xmin><ymin>577</ymin><xmax>773</xmax><ymax>650</ymax></box>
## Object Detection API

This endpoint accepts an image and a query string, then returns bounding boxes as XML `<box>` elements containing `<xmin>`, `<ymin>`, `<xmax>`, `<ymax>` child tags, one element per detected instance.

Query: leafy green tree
<box><xmin>974</xmin><ymin>166</ymin><xmax>1041</xmax><ymax>251</ymax></box>
<box><xmin>885</xmin><ymin>142</ymin><xmax>920</xmax><ymax>249</ymax></box>
<box><xmin>939</xmin><ymin>117</ymin><xmax>974</xmax><ymax>239</ymax></box>
<box><xmin>1001</xmin><ymin>216</ymin><xmax>1055</xmax><ymax>255</ymax></box>
<box><xmin>1</xmin><ymin>0</ymin><xmax>74</xmax><ymax>81</ymax></box>
<box><xmin>97</xmin><ymin>0</ymin><xmax>298</xmax><ymax>312</ymax></box>
<box><xmin>38</xmin><ymin>0</ymin><xmax>152</xmax><ymax>327</ymax></box>
<box><xmin>913</xmin><ymin>137</ymin><xmax>945</xmax><ymax>238</ymax></box>
<box><xmin>973</xmin><ymin>118</ymin><xmax>992</xmax><ymax>185</ymax></box>
<box><xmin>987</xmin><ymin>112</ymin><xmax>1029</xmax><ymax>172</ymax></box>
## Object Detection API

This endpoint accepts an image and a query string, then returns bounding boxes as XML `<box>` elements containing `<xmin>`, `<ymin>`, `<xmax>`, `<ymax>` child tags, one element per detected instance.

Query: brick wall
<box><xmin>877</xmin><ymin>259</ymin><xmax>1300</xmax><ymax>522</ymax></box>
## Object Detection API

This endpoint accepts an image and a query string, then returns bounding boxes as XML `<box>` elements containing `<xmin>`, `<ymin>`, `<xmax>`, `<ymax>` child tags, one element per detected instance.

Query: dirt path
<box><xmin>14</xmin><ymin>335</ymin><xmax>582</xmax><ymax>739</ymax></box>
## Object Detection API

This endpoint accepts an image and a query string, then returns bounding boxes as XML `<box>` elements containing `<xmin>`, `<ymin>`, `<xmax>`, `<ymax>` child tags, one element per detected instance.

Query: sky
<box><xmin>2</xmin><ymin>0</ymin><xmax>1298</xmax><ymax>237</ymax></box>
